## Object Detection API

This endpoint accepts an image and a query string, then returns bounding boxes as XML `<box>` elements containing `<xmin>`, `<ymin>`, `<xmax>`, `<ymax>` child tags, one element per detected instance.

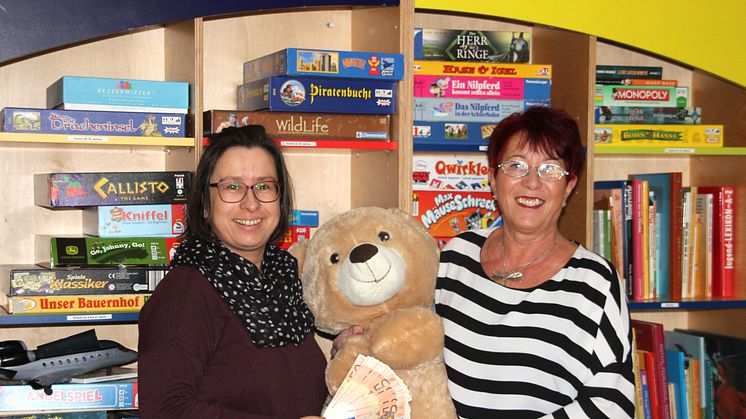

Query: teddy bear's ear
<box><xmin>288</xmin><ymin>239</ymin><xmax>309</xmax><ymax>275</ymax></box>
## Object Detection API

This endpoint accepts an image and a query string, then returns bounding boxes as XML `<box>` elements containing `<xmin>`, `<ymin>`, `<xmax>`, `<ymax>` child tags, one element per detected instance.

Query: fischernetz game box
<box><xmin>243</xmin><ymin>48</ymin><xmax>404</xmax><ymax>82</ymax></box>
<box><xmin>2</xmin><ymin>107</ymin><xmax>186</xmax><ymax>137</ymax></box>
<box><xmin>237</xmin><ymin>76</ymin><xmax>396</xmax><ymax>115</ymax></box>
<box><xmin>35</xmin><ymin>171</ymin><xmax>190</xmax><ymax>208</ymax></box>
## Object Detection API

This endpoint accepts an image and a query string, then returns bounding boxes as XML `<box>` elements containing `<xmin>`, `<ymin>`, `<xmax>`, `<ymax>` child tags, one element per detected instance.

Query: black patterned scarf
<box><xmin>169</xmin><ymin>238</ymin><xmax>315</xmax><ymax>348</ymax></box>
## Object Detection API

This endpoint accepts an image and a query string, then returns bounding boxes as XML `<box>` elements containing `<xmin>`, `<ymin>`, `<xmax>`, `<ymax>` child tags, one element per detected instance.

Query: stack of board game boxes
<box><xmin>203</xmin><ymin>47</ymin><xmax>404</xmax><ymax>149</ymax></box>
<box><xmin>410</xmin><ymin>28</ymin><xmax>552</xmax><ymax>245</ymax></box>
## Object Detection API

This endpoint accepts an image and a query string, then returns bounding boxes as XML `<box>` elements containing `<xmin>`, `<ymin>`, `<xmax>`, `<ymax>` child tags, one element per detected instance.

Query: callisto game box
<box><xmin>237</xmin><ymin>76</ymin><xmax>396</xmax><ymax>115</ymax></box>
<box><xmin>413</xmin><ymin>121</ymin><xmax>494</xmax><ymax>149</ymax></box>
<box><xmin>594</xmin><ymin>124</ymin><xmax>724</xmax><ymax>148</ymax></box>
<box><xmin>47</xmin><ymin>76</ymin><xmax>189</xmax><ymax>113</ymax></box>
<box><xmin>414</xmin><ymin>28</ymin><xmax>530</xmax><ymax>63</ymax></box>
<box><xmin>412</xmin><ymin>190</ymin><xmax>500</xmax><ymax>247</ymax></box>
<box><xmin>414</xmin><ymin>75</ymin><xmax>550</xmax><ymax>101</ymax></box>
<box><xmin>243</xmin><ymin>48</ymin><xmax>404</xmax><ymax>82</ymax></box>
<box><xmin>204</xmin><ymin>110</ymin><xmax>390</xmax><ymax>141</ymax></box>
<box><xmin>35</xmin><ymin>171</ymin><xmax>190</xmax><ymax>208</ymax></box>
<box><xmin>414</xmin><ymin>97</ymin><xmax>530</xmax><ymax>123</ymax></box>
<box><xmin>83</xmin><ymin>204</ymin><xmax>186</xmax><ymax>237</ymax></box>
<box><xmin>412</xmin><ymin>155</ymin><xmax>491</xmax><ymax>191</ymax></box>
<box><xmin>37</xmin><ymin>236</ymin><xmax>180</xmax><ymax>267</ymax></box>
<box><xmin>1</xmin><ymin>264</ymin><xmax>163</xmax><ymax>296</ymax></box>
<box><xmin>595</xmin><ymin>106</ymin><xmax>701</xmax><ymax>125</ymax></box>
<box><xmin>594</xmin><ymin>85</ymin><xmax>689</xmax><ymax>108</ymax></box>
<box><xmin>1</xmin><ymin>107</ymin><xmax>186</xmax><ymax>137</ymax></box>
<box><xmin>413</xmin><ymin>60</ymin><xmax>551</xmax><ymax>79</ymax></box>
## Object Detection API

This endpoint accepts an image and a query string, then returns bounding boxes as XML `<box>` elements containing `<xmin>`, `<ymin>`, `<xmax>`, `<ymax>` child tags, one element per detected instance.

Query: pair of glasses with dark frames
<box><xmin>496</xmin><ymin>160</ymin><xmax>569</xmax><ymax>182</ymax></box>
<box><xmin>209</xmin><ymin>180</ymin><xmax>282</xmax><ymax>203</ymax></box>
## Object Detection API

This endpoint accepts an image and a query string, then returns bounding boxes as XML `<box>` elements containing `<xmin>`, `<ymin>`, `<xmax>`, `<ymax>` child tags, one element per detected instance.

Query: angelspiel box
<box><xmin>594</xmin><ymin>124</ymin><xmax>724</xmax><ymax>147</ymax></box>
<box><xmin>594</xmin><ymin>85</ymin><xmax>689</xmax><ymax>108</ymax></box>
<box><xmin>414</xmin><ymin>28</ymin><xmax>530</xmax><ymax>63</ymax></box>
<box><xmin>595</xmin><ymin>106</ymin><xmax>701</xmax><ymax>125</ymax></box>
<box><xmin>2</xmin><ymin>107</ymin><xmax>186</xmax><ymax>137</ymax></box>
<box><xmin>0</xmin><ymin>381</ymin><xmax>137</xmax><ymax>412</ymax></box>
<box><xmin>47</xmin><ymin>76</ymin><xmax>189</xmax><ymax>113</ymax></box>
<box><xmin>413</xmin><ymin>60</ymin><xmax>551</xmax><ymax>79</ymax></box>
<box><xmin>237</xmin><ymin>76</ymin><xmax>396</xmax><ymax>115</ymax></box>
<box><xmin>413</xmin><ymin>121</ymin><xmax>495</xmax><ymax>149</ymax></box>
<box><xmin>37</xmin><ymin>236</ymin><xmax>180</xmax><ymax>267</ymax></box>
<box><xmin>1</xmin><ymin>264</ymin><xmax>164</xmax><ymax>296</ymax></box>
<box><xmin>35</xmin><ymin>171</ymin><xmax>190</xmax><ymax>208</ymax></box>
<box><xmin>4</xmin><ymin>293</ymin><xmax>150</xmax><ymax>314</ymax></box>
<box><xmin>412</xmin><ymin>155</ymin><xmax>491</xmax><ymax>191</ymax></box>
<box><xmin>83</xmin><ymin>204</ymin><xmax>186</xmax><ymax>237</ymax></box>
<box><xmin>204</xmin><ymin>110</ymin><xmax>390</xmax><ymax>141</ymax></box>
<box><xmin>414</xmin><ymin>97</ymin><xmax>532</xmax><ymax>123</ymax></box>
<box><xmin>414</xmin><ymin>75</ymin><xmax>550</xmax><ymax>101</ymax></box>
<box><xmin>243</xmin><ymin>48</ymin><xmax>404</xmax><ymax>82</ymax></box>
<box><xmin>412</xmin><ymin>190</ymin><xmax>499</xmax><ymax>241</ymax></box>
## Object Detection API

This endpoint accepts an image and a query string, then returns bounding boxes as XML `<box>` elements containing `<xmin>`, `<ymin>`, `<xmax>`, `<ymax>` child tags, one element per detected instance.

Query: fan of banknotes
<box><xmin>323</xmin><ymin>354</ymin><xmax>412</xmax><ymax>419</ymax></box>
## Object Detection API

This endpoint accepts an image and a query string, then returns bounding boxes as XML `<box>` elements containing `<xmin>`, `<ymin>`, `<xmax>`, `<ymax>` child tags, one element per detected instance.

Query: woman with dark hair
<box><xmin>435</xmin><ymin>107</ymin><xmax>635</xmax><ymax>417</ymax></box>
<box><xmin>138</xmin><ymin>125</ymin><xmax>326</xmax><ymax>418</ymax></box>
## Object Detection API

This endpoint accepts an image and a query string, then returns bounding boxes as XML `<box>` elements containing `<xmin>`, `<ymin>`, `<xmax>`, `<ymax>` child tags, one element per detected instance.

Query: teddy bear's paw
<box><xmin>368</xmin><ymin>309</ymin><xmax>445</xmax><ymax>369</ymax></box>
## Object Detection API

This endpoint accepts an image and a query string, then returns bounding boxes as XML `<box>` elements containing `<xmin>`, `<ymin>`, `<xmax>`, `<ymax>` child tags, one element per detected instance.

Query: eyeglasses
<box><xmin>209</xmin><ymin>180</ymin><xmax>282</xmax><ymax>203</ymax></box>
<box><xmin>496</xmin><ymin>160</ymin><xmax>569</xmax><ymax>182</ymax></box>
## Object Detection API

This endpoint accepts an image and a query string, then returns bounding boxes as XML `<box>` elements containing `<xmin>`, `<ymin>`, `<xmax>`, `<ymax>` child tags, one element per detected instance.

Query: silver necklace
<box><xmin>491</xmin><ymin>237</ymin><xmax>557</xmax><ymax>281</ymax></box>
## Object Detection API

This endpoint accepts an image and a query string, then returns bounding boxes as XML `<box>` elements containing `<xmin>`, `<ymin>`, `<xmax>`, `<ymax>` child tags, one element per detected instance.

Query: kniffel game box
<box><xmin>35</xmin><ymin>171</ymin><xmax>190</xmax><ymax>208</ymax></box>
<box><xmin>414</xmin><ymin>97</ymin><xmax>531</xmax><ymax>123</ymax></box>
<box><xmin>37</xmin><ymin>236</ymin><xmax>180</xmax><ymax>267</ymax></box>
<box><xmin>47</xmin><ymin>76</ymin><xmax>189</xmax><ymax>113</ymax></box>
<box><xmin>414</xmin><ymin>75</ymin><xmax>550</xmax><ymax>101</ymax></box>
<box><xmin>83</xmin><ymin>204</ymin><xmax>186</xmax><ymax>237</ymax></box>
<box><xmin>204</xmin><ymin>110</ymin><xmax>390</xmax><ymax>141</ymax></box>
<box><xmin>413</xmin><ymin>121</ymin><xmax>495</xmax><ymax>149</ymax></box>
<box><xmin>413</xmin><ymin>60</ymin><xmax>551</xmax><ymax>79</ymax></box>
<box><xmin>237</xmin><ymin>76</ymin><xmax>396</xmax><ymax>114</ymax></box>
<box><xmin>243</xmin><ymin>48</ymin><xmax>404</xmax><ymax>82</ymax></box>
<box><xmin>2</xmin><ymin>107</ymin><xmax>186</xmax><ymax>137</ymax></box>
<box><xmin>414</xmin><ymin>28</ymin><xmax>530</xmax><ymax>63</ymax></box>
<box><xmin>594</xmin><ymin>124</ymin><xmax>724</xmax><ymax>148</ymax></box>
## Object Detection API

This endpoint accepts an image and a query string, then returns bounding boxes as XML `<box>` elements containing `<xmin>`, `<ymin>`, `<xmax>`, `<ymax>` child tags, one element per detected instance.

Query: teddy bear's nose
<box><xmin>349</xmin><ymin>243</ymin><xmax>378</xmax><ymax>263</ymax></box>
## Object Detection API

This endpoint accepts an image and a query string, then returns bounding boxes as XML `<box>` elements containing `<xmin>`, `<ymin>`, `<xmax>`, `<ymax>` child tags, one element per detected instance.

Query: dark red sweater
<box><xmin>138</xmin><ymin>266</ymin><xmax>328</xmax><ymax>418</ymax></box>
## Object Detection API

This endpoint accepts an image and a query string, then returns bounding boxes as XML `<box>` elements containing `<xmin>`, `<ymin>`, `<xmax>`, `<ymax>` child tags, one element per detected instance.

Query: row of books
<box><xmin>631</xmin><ymin>319</ymin><xmax>746</xmax><ymax>419</ymax></box>
<box><xmin>593</xmin><ymin>174</ymin><xmax>735</xmax><ymax>301</ymax></box>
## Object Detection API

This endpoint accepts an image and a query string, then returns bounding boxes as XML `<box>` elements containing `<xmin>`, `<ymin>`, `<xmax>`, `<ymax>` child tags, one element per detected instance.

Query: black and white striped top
<box><xmin>435</xmin><ymin>228</ymin><xmax>635</xmax><ymax>419</ymax></box>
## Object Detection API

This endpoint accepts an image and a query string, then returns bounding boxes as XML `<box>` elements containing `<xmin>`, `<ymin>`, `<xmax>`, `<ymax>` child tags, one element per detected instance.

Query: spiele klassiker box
<box><xmin>594</xmin><ymin>85</ymin><xmax>689</xmax><ymax>108</ymax></box>
<box><xmin>414</xmin><ymin>28</ymin><xmax>530</xmax><ymax>63</ymax></box>
<box><xmin>413</xmin><ymin>121</ymin><xmax>496</xmax><ymax>149</ymax></box>
<box><xmin>237</xmin><ymin>76</ymin><xmax>396</xmax><ymax>115</ymax></box>
<box><xmin>47</xmin><ymin>76</ymin><xmax>189</xmax><ymax>113</ymax></box>
<box><xmin>83</xmin><ymin>203</ymin><xmax>186</xmax><ymax>237</ymax></box>
<box><xmin>35</xmin><ymin>171</ymin><xmax>190</xmax><ymax>208</ymax></box>
<box><xmin>414</xmin><ymin>97</ymin><xmax>537</xmax><ymax>123</ymax></box>
<box><xmin>594</xmin><ymin>106</ymin><xmax>701</xmax><ymax>125</ymax></box>
<box><xmin>412</xmin><ymin>155</ymin><xmax>491</xmax><ymax>191</ymax></box>
<box><xmin>204</xmin><ymin>110</ymin><xmax>390</xmax><ymax>141</ymax></box>
<box><xmin>37</xmin><ymin>236</ymin><xmax>180</xmax><ymax>268</ymax></box>
<box><xmin>2</xmin><ymin>107</ymin><xmax>186</xmax><ymax>137</ymax></box>
<box><xmin>593</xmin><ymin>124</ymin><xmax>724</xmax><ymax>147</ymax></box>
<box><xmin>414</xmin><ymin>75</ymin><xmax>550</xmax><ymax>101</ymax></box>
<box><xmin>413</xmin><ymin>60</ymin><xmax>551</xmax><ymax>79</ymax></box>
<box><xmin>243</xmin><ymin>48</ymin><xmax>404</xmax><ymax>82</ymax></box>
<box><xmin>1</xmin><ymin>264</ymin><xmax>164</xmax><ymax>296</ymax></box>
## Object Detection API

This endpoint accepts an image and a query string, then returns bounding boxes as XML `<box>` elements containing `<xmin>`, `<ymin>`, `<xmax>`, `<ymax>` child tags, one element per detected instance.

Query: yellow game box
<box><xmin>594</xmin><ymin>124</ymin><xmax>724</xmax><ymax>147</ymax></box>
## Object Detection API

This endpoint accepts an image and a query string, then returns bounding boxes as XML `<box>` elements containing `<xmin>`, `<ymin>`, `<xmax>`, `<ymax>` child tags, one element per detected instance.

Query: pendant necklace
<box><xmin>491</xmin><ymin>236</ymin><xmax>557</xmax><ymax>282</ymax></box>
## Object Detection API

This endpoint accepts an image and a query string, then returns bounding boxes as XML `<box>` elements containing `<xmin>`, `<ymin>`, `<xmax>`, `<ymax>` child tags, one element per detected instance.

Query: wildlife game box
<box><xmin>2</xmin><ymin>107</ymin><xmax>186</xmax><ymax>137</ymax></box>
<box><xmin>414</xmin><ymin>28</ymin><xmax>530</xmax><ymax>63</ymax></box>
<box><xmin>412</xmin><ymin>121</ymin><xmax>495</xmax><ymax>149</ymax></box>
<box><xmin>413</xmin><ymin>60</ymin><xmax>551</xmax><ymax>79</ymax></box>
<box><xmin>47</xmin><ymin>76</ymin><xmax>189</xmax><ymax>113</ymax></box>
<box><xmin>412</xmin><ymin>155</ymin><xmax>491</xmax><ymax>191</ymax></box>
<box><xmin>83</xmin><ymin>204</ymin><xmax>186</xmax><ymax>237</ymax></box>
<box><xmin>237</xmin><ymin>76</ymin><xmax>396</xmax><ymax>115</ymax></box>
<box><xmin>34</xmin><ymin>171</ymin><xmax>190</xmax><ymax>208</ymax></box>
<box><xmin>204</xmin><ymin>110</ymin><xmax>390</xmax><ymax>141</ymax></box>
<box><xmin>37</xmin><ymin>236</ymin><xmax>180</xmax><ymax>267</ymax></box>
<box><xmin>594</xmin><ymin>85</ymin><xmax>689</xmax><ymax>108</ymax></box>
<box><xmin>243</xmin><ymin>48</ymin><xmax>404</xmax><ymax>82</ymax></box>
<box><xmin>594</xmin><ymin>124</ymin><xmax>724</xmax><ymax>147</ymax></box>
<box><xmin>595</xmin><ymin>106</ymin><xmax>702</xmax><ymax>124</ymax></box>
<box><xmin>413</xmin><ymin>97</ymin><xmax>534</xmax><ymax>123</ymax></box>
<box><xmin>414</xmin><ymin>75</ymin><xmax>550</xmax><ymax>101</ymax></box>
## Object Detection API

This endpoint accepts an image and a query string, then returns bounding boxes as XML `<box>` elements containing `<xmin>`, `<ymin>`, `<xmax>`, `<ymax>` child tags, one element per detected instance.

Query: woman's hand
<box><xmin>331</xmin><ymin>325</ymin><xmax>364</xmax><ymax>358</ymax></box>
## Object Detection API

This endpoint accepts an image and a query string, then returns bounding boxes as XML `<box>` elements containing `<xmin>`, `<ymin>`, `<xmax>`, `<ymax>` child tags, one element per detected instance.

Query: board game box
<box><xmin>414</xmin><ymin>75</ymin><xmax>550</xmax><ymax>101</ymax></box>
<box><xmin>414</xmin><ymin>28</ymin><xmax>530</xmax><ymax>63</ymax></box>
<box><xmin>594</xmin><ymin>124</ymin><xmax>724</xmax><ymax>147</ymax></box>
<box><xmin>412</xmin><ymin>155</ymin><xmax>491</xmax><ymax>191</ymax></box>
<box><xmin>47</xmin><ymin>76</ymin><xmax>189</xmax><ymax>113</ymax></box>
<box><xmin>83</xmin><ymin>204</ymin><xmax>186</xmax><ymax>237</ymax></box>
<box><xmin>414</xmin><ymin>97</ymin><xmax>536</xmax><ymax>123</ymax></box>
<box><xmin>237</xmin><ymin>76</ymin><xmax>396</xmax><ymax>115</ymax></box>
<box><xmin>412</xmin><ymin>121</ymin><xmax>495</xmax><ymax>148</ymax></box>
<box><xmin>594</xmin><ymin>85</ymin><xmax>689</xmax><ymax>108</ymax></box>
<box><xmin>2</xmin><ymin>107</ymin><xmax>186</xmax><ymax>137</ymax></box>
<box><xmin>596</xmin><ymin>65</ymin><xmax>663</xmax><ymax>81</ymax></box>
<box><xmin>243</xmin><ymin>48</ymin><xmax>404</xmax><ymax>82</ymax></box>
<box><xmin>413</xmin><ymin>60</ymin><xmax>551</xmax><ymax>79</ymax></box>
<box><xmin>37</xmin><ymin>236</ymin><xmax>180</xmax><ymax>267</ymax></box>
<box><xmin>0</xmin><ymin>381</ymin><xmax>138</xmax><ymax>412</ymax></box>
<box><xmin>4</xmin><ymin>293</ymin><xmax>150</xmax><ymax>314</ymax></box>
<box><xmin>204</xmin><ymin>110</ymin><xmax>390</xmax><ymax>141</ymax></box>
<box><xmin>289</xmin><ymin>209</ymin><xmax>319</xmax><ymax>227</ymax></box>
<box><xmin>595</xmin><ymin>106</ymin><xmax>701</xmax><ymax>124</ymax></box>
<box><xmin>35</xmin><ymin>171</ymin><xmax>190</xmax><ymax>208</ymax></box>
<box><xmin>412</xmin><ymin>190</ymin><xmax>499</xmax><ymax>246</ymax></box>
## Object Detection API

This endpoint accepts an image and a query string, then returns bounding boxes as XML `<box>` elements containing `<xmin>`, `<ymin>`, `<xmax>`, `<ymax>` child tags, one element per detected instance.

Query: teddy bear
<box><xmin>289</xmin><ymin>207</ymin><xmax>456</xmax><ymax>419</ymax></box>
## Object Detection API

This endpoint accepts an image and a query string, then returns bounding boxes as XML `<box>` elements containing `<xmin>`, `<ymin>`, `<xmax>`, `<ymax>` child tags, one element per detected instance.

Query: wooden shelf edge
<box><xmin>594</xmin><ymin>146</ymin><xmax>746</xmax><ymax>156</ymax></box>
<box><xmin>628</xmin><ymin>298</ymin><xmax>746</xmax><ymax>311</ymax></box>
<box><xmin>0</xmin><ymin>311</ymin><xmax>139</xmax><ymax>326</ymax></box>
<box><xmin>0</xmin><ymin>132</ymin><xmax>194</xmax><ymax>147</ymax></box>
<box><xmin>274</xmin><ymin>139</ymin><xmax>398</xmax><ymax>150</ymax></box>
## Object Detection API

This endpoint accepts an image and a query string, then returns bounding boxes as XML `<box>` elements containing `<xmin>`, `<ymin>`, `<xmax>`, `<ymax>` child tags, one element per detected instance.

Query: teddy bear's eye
<box><xmin>330</xmin><ymin>253</ymin><xmax>340</xmax><ymax>264</ymax></box>
<box><xmin>378</xmin><ymin>231</ymin><xmax>390</xmax><ymax>242</ymax></box>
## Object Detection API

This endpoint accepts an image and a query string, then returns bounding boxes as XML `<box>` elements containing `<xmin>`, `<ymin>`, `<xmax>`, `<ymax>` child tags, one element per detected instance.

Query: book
<box><xmin>594</xmin><ymin>180</ymin><xmax>634</xmax><ymax>296</ymax></box>
<box><xmin>69</xmin><ymin>366</ymin><xmax>138</xmax><ymax>384</ymax></box>
<box><xmin>632</xmin><ymin>319</ymin><xmax>671</xmax><ymax>419</ymax></box>
<box><xmin>631</xmin><ymin>179</ymin><xmax>645</xmax><ymax>300</ymax></box>
<box><xmin>666</xmin><ymin>348</ymin><xmax>689</xmax><ymax>419</ymax></box>
<box><xmin>664</xmin><ymin>330</ymin><xmax>708</xmax><ymax>418</ymax></box>
<box><xmin>696</xmin><ymin>186</ymin><xmax>736</xmax><ymax>298</ymax></box>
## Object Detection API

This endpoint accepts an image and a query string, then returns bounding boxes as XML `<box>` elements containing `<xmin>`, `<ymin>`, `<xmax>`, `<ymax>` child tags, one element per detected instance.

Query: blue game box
<box><xmin>2</xmin><ymin>107</ymin><xmax>186</xmax><ymax>137</ymax></box>
<box><xmin>414</xmin><ymin>97</ymin><xmax>545</xmax><ymax>123</ymax></box>
<box><xmin>237</xmin><ymin>76</ymin><xmax>396</xmax><ymax>115</ymax></box>
<box><xmin>0</xmin><ymin>381</ymin><xmax>137</xmax><ymax>412</ymax></box>
<box><xmin>47</xmin><ymin>76</ymin><xmax>189</xmax><ymax>113</ymax></box>
<box><xmin>413</xmin><ymin>121</ymin><xmax>495</xmax><ymax>148</ymax></box>
<box><xmin>243</xmin><ymin>48</ymin><xmax>404</xmax><ymax>82</ymax></box>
